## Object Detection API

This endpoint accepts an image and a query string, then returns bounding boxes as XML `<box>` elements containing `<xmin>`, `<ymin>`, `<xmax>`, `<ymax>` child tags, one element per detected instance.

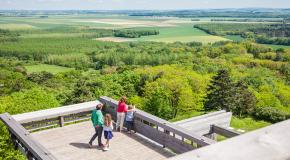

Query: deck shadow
<box><xmin>121</xmin><ymin>132</ymin><xmax>177</xmax><ymax>158</ymax></box>
<box><xmin>70</xmin><ymin>142</ymin><xmax>91</xmax><ymax>149</ymax></box>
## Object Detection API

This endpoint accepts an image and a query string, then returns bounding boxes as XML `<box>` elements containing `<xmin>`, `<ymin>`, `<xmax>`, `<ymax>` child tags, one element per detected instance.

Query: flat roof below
<box><xmin>31</xmin><ymin>121</ymin><xmax>176</xmax><ymax>160</ymax></box>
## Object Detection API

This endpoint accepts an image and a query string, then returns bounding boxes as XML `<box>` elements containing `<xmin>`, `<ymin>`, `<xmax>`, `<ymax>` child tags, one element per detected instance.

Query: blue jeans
<box><xmin>126</xmin><ymin>121</ymin><xmax>134</xmax><ymax>131</ymax></box>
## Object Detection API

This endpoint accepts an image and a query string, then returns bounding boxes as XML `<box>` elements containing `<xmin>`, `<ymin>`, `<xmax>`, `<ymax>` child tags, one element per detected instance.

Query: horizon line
<box><xmin>1</xmin><ymin>7</ymin><xmax>290</xmax><ymax>11</ymax></box>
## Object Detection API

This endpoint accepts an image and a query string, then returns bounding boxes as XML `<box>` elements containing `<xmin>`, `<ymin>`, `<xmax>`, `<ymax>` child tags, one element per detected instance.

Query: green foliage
<box><xmin>114</xmin><ymin>29</ymin><xmax>159</xmax><ymax>38</ymax></box>
<box><xmin>256</xmin><ymin>36</ymin><xmax>290</xmax><ymax>46</ymax></box>
<box><xmin>143</xmin><ymin>82</ymin><xmax>173</xmax><ymax>119</ymax></box>
<box><xmin>0</xmin><ymin>69</ymin><xmax>33</xmax><ymax>96</ymax></box>
<box><xmin>0</xmin><ymin>87</ymin><xmax>59</xmax><ymax>114</ymax></box>
<box><xmin>0</xmin><ymin>29</ymin><xmax>20</xmax><ymax>43</ymax></box>
<box><xmin>194</xmin><ymin>23</ymin><xmax>266</xmax><ymax>36</ymax></box>
<box><xmin>254</xmin><ymin>107</ymin><xmax>287</xmax><ymax>123</ymax></box>
<box><xmin>44</xmin><ymin>53</ymin><xmax>92</xmax><ymax>69</ymax></box>
<box><xmin>232</xmin><ymin>82</ymin><xmax>256</xmax><ymax>117</ymax></box>
<box><xmin>93</xmin><ymin>42</ymin><xmax>195</xmax><ymax>67</ymax></box>
<box><xmin>254</xmin><ymin>85</ymin><xmax>283</xmax><ymax>109</ymax></box>
<box><xmin>0</xmin><ymin>124</ymin><xmax>26</xmax><ymax>160</ymax></box>
<box><xmin>137</xmin><ymin>65</ymin><xmax>209</xmax><ymax>119</ymax></box>
<box><xmin>204</xmin><ymin>69</ymin><xmax>236</xmax><ymax>111</ymax></box>
<box><xmin>205</xmin><ymin>70</ymin><xmax>257</xmax><ymax>117</ymax></box>
<box><xmin>27</xmin><ymin>71</ymin><xmax>54</xmax><ymax>84</ymax></box>
<box><xmin>195</xmin><ymin>23</ymin><xmax>290</xmax><ymax>46</ymax></box>
<box><xmin>230</xmin><ymin>116</ymin><xmax>270</xmax><ymax>132</ymax></box>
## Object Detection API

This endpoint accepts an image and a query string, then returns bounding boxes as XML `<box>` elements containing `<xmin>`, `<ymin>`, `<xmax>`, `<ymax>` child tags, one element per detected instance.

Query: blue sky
<box><xmin>0</xmin><ymin>0</ymin><xmax>289</xmax><ymax>10</ymax></box>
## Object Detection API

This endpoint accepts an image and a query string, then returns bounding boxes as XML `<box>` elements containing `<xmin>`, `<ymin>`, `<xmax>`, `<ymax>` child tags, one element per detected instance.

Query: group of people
<box><xmin>88</xmin><ymin>96</ymin><xmax>135</xmax><ymax>151</ymax></box>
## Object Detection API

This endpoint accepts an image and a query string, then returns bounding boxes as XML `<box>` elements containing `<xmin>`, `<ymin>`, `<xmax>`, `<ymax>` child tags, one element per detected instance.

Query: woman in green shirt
<box><xmin>89</xmin><ymin>103</ymin><xmax>104</xmax><ymax>148</ymax></box>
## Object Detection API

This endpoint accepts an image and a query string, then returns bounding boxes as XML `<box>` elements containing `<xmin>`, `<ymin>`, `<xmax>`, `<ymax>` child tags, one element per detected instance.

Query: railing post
<box><xmin>9</xmin><ymin>130</ymin><xmax>18</xmax><ymax>150</ymax></box>
<box><xmin>59</xmin><ymin>116</ymin><xmax>64</xmax><ymax>127</ymax></box>
<box><xmin>209</xmin><ymin>124</ymin><xmax>217</xmax><ymax>141</ymax></box>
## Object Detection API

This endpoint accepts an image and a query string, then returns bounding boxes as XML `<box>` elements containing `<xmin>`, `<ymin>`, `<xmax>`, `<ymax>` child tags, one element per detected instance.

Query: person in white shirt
<box><xmin>103</xmin><ymin>114</ymin><xmax>114</xmax><ymax>151</ymax></box>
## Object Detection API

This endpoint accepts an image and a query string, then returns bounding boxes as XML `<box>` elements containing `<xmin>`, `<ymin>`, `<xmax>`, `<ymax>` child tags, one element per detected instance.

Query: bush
<box><xmin>254</xmin><ymin>107</ymin><xmax>287</xmax><ymax>123</ymax></box>
<box><xmin>27</xmin><ymin>71</ymin><xmax>54</xmax><ymax>84</ymax></box>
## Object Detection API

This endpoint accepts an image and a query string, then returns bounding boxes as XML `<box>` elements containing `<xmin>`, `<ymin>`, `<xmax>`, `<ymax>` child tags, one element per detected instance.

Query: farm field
<box><xmin>223</xmin><ymin>35</ymin><xmax>244</xmax><ymax>42</ymax></box>
<box><xmin>136</xmin><ymin>24</ymin><xmax>229</xmax><ymax>43</ymax></box>
<box><xmin>3</xmin><ymin>15</ymin><xmax>286</xmax><ymax>44</ymax></box>
<box><xmin>25</xmin><ymin>64</ymin><xmax>74</xmax><ymax>74</ymax></box>
<box><xmin>0</xmin><ymin>15</ymin><xmax>230</xmax><ymax>43</ymax></box>
<box><xmin>95</xmin><ymin>37</ymin><xmax>134</xmax><ymax>42</ymax></box>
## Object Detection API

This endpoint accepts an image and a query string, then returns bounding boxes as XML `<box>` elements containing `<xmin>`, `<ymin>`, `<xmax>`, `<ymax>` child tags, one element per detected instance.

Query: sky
<box><xmin>0</xmin><ymin>0</ymin><xmax>289</xmax><ymax>10</ymax></box>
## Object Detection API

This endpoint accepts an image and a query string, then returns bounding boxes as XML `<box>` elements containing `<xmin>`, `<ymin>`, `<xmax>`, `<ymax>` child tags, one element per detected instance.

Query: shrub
<box><xmin>254</xmin><ymin>107</ymin><xmax>287</xmax><ymax>123</ymax></box>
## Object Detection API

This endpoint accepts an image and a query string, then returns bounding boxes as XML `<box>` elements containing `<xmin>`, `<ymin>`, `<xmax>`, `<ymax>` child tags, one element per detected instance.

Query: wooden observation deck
<box><xmin>1</xmin><ymin>96</ymin><xmax>289</xmax><ymax>160</ymax></box>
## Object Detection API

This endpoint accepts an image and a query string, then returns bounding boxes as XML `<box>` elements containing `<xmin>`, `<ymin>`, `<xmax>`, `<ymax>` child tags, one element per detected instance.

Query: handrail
<box><xmin>99</xmin><ymin>96</ymin><xmax>216</xmax><ymax>148</ymax></box>
<box><xmin>11</xmin><ymin>101</ymin><xmax>100</xmax><ymax>131</ymax></box>
<box><xmin>12</xmin><ymin>101</ymin><xmax>100</xmax><ymax>123</ymax></box>
<box><xmin>211</xmin><ymin>125</ymin><xmax>241</xmax><ymax>138</ymax></box>
<box><xmin>0</xmin><ymin>113</ymin><xmax>56</xmax><ymax>160</ymax></box>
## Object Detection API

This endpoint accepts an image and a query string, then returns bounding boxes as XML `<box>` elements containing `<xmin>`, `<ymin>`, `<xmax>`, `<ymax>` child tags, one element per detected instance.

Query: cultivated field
<box><xmin>137</xmin><ymin>24</ymin><xmax>229</xmax><ymax>43</ymax></box>
<box><xmin>95</xmin><ymin>37</ymin><xmax>134</xmax><ymax>42</ymax></box>
<box><xmin>25</xmin><ymin>64</ymin><xmax>74</xmax><ymax>74</ymax></box>
<box><xmin>0</xmin><ymin>15</ymin><xmax>230</xmax><ymax>43</ymax></box>
<box><xmin>1</xmin><ymin>14</ymin><xmax>288</xmax><ymax>44</ymax></box>
<box><xmin>0</xmin><ymin>23</ymin><xmax>36</xmax><ymax>30</ymax></box>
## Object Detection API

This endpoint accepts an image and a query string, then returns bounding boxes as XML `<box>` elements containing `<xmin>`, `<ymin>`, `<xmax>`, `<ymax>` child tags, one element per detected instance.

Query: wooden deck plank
<box><xmin>31</xmin><ymin>121</ymin><xmax>176</xmax><ymax>160</ymax></box>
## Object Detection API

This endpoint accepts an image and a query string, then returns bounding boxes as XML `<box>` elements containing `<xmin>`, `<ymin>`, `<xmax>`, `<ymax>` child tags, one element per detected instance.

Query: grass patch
<box><xmin>263</xmin><ymin>44</ymin><xmax>290</xmax><ymax>50</ymax></box>
<box><xmin>224</xmin><ymin>35</ymin><xmax>244</xmax><ymax>42</ymax></box>
<box><xmin>230</xmin><ymin>116</ymin><xmax>270</xmax><ymax>132</ymax></box>
<box><xmin>170</xmin><ymin>111</ymin><xmax>205</xmax><ymax>122</ymax></box>
<box><xmin>137</xmin><ymin>24</ymin><xmax>229</xmax><ymax>43</ymax></box>
<box><xmin>0</xmin><ymin>24</ymin><xmax>36</xmax><ymax>30</ymax></box>
<box><xmin>25</xmin><ymin>64</ymin><xmax>74</xmax><ymax>74</ymax></box>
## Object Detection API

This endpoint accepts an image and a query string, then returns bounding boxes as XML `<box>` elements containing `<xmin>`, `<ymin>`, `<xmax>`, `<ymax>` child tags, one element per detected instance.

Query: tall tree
<box><xmin>232</xmin><ymin>81</ymin><xmax>256</xmax><ymax>117</ymax></box>
<box><xmin>204</xmin><ymin>69</ymin><xmax>235</xmax><ymax>111</ymax></box>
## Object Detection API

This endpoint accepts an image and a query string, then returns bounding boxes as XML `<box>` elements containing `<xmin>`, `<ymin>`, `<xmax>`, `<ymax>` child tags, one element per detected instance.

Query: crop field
<box><xmin>25</xmin><ymin>64</ymin><xmax>74</xmax><ymax>74</ymax></box>
<box><xmin>0</xmin><ymin>23</ymin><xmax>36</xmax><ymax>30</ymax></box>
<box><xmin>1</xmin><ymin>14</ymin><xmax>289</xmax><ymax>44</ymax></box>
<box><xmin>0</xmin><ymin>15</ymin><xmax>230</xmax><ymax>43</ymax></box>
<box><xmin>223</xmin><ymin>35</ymin><xmax>244</xmax><ymax>42</ymax></box>
<box><xmin>95</xmin><ymin>37</ymin><xmax>134</xmax><ymax>42</ymax></box>
<box><xmin>136</xmin><ymin>24</ymin><xmax>229</xmax><ymax>43</ymax></box>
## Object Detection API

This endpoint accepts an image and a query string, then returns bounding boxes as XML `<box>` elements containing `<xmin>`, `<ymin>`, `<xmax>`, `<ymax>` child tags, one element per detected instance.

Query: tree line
<box><xmin>194</xmin><ymin>23</ymin><xmax>290</xmax><ymax>46</ymax></box>
<box><xmin>113</xmin><ymin>29</ymin><xmax>159</xmax><ymax>38</ymax></box>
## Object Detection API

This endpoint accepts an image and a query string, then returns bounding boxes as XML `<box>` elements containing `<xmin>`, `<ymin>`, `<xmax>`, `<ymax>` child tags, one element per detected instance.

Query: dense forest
<box><xmin>194</xmin><ymin>23</ymin><xmax>290</xmax><ymax>45</ymax></box>
<box><xmin>0</xmin><ymin>12</ymin><xmax>290</xmax><ymax>159</ymax></box>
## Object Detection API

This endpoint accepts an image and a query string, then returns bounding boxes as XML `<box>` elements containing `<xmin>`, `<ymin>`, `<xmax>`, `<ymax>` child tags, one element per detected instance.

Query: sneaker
<box><xmin>88</xmin><ymin>143</ymin><xmax>93</xmax><ymax>148</ymax></box>
<box><xmin>127</xmin><ymin>131</ymin><xmax>131</xmax><ymax>134</ymax></box>
<box><xmin>98</xmin><ymin>144</ymin><xmax>105</xmax><ymax>148</ymax></box>
<box><xmin>103</xmin><ymin>147</ymin><xmax>109</xmax><ymax>151</ymax></box>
